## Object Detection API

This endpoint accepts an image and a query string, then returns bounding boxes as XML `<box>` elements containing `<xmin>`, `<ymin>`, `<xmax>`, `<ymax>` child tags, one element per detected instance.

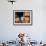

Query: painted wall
<box><xmin>0</xmin><ymin>0</ymin><xmax>46</xmax><ymax>42</ymax></box>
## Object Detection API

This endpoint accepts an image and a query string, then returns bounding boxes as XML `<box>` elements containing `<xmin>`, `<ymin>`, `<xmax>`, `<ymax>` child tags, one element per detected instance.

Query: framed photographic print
<box><xmin>13</xmin><ymin>10</ymin><xmax>32</xmax><ymax>25</ymax></box>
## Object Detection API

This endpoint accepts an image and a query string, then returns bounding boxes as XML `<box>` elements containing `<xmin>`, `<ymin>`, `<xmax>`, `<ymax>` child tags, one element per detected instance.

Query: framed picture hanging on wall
<box><xmin>13</xmin><ymin>10</ymin><xmax>32</xmax><ymax>25</ymax></box>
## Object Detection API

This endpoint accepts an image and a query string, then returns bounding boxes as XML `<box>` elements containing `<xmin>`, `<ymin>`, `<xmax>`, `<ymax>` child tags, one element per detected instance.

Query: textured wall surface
<box><xmin>0</xmin><ymin>0</ymin><xmax>46</xmax><ymax>42</ymax></box>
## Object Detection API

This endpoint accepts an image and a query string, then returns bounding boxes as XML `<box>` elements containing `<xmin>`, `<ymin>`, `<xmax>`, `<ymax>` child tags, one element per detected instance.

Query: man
<box><xmin>23</xmin><ymin>12</ymin><xmax>30</xmax><ymax>23</ymax></box>
<box><xmin>15</xmin><ymin>16</ymin><xmax>20</xmax><ymax>23</ymax></box>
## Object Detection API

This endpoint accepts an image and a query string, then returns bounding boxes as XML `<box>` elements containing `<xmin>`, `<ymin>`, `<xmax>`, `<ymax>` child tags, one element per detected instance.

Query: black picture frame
<box><xmin>13</xmin><ymin>10</ymin><xmax>33</xmax><ymax>26</ymax></box>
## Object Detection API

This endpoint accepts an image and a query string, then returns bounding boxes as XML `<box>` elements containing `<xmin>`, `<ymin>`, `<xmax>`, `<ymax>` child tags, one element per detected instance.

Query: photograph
<box><xmin>13</xmin><ymin>10</ymin><xmax>32</xmax><ymax>25</ymax></box>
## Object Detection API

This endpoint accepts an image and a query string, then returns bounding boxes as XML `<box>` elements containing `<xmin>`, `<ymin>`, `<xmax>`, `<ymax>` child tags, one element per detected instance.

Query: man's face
<box><xmin>23</xmin><ymin>12</ymin><xmax>30</xmax><ymax>23</ymax></box>
<box><xmin>15</xmin><ymin>17</ymin><xmax>20</xmax><ymax>22</ymax></box>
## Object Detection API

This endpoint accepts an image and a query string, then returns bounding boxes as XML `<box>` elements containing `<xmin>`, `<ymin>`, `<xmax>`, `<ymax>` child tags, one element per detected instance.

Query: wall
<box><xmin>0</xmin><ymin>0</ymin><xmax>46</xmax><ymax>42</ymax></box>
